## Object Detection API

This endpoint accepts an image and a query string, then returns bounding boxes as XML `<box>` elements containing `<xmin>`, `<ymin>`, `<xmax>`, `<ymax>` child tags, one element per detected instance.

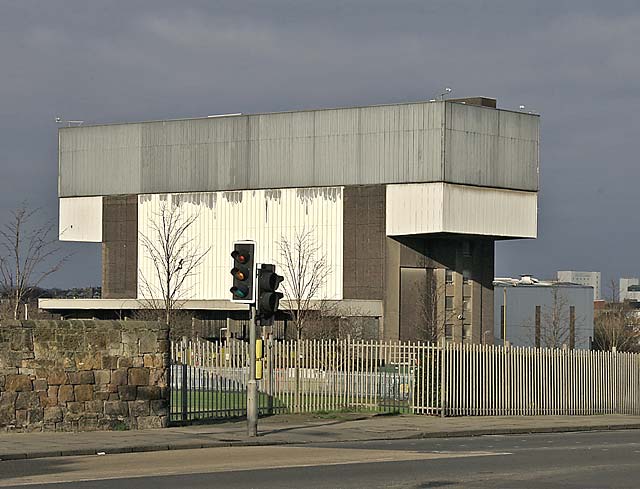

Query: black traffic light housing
<box><xmin>257</xmin><ymin>264</ymin><xmax>284</xmax><ymax>325</ymax></box>
<box><xmin>230</xmin><ymin>241</ymin><xmax>256</xmax><ymax>303</ymax></box>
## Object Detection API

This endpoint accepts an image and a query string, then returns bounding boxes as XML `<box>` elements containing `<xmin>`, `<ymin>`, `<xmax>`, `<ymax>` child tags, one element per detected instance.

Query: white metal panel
<box><xmin>386</xmin><ymin>183</ymin><xmax>444</xmax><ymax>236</ymax></box>
<box><xmin>442</xmin><ymin>184</ymin><xmax>537</xmax><ymax>238</ymax></box>
<box><xmin>138</xmin><ymin>187</ymin><xmax>344</xmax><ymax>302</ymax></box>
<box><xmin>59</xmin><ymin>196</ymin><xmax>103</xmax><ymax>242</ymax></box>
<box><xmin>386</xmin><ymin>183</ymin><xmax>537</xmax><ymax>238</ymax></box>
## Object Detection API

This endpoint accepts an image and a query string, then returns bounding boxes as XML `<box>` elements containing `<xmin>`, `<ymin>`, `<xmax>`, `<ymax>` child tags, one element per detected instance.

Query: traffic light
<box><xmin>230</xmin><ymin>241</ymin><xmax>256</xmax><ymax>303</ymax></box>
<box><xmin>257</xmin><ymin>264</ymin><xmax>284</xmax><ymax>325</ymax></box>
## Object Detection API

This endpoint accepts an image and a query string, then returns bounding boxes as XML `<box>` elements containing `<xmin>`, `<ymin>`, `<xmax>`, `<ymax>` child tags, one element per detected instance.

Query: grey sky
<box><xmin>1</xmin><ymin>1</ymin><xmax>639</xmax><ymax>291</ymax></box>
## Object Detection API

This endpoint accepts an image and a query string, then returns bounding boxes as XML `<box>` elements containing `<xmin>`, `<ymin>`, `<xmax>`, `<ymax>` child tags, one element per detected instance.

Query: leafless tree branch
<box><xmin>138</xmin><ymin>200</ymin><xmax>209</xmax><ymax>329</ymax></box>
<box><xmin>0</xmin><ymin>203</ymin><xmax>72</xmax><ymax>320</ymax></box>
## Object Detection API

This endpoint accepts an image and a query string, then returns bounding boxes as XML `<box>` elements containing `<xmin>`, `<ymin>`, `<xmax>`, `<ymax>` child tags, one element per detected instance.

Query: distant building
<box><xmin>620</xmin><ymin>278</ymin><xmax>640</xmax><ymax>302</ymax></box>
<box><xmin>557</xmin><ymin>271</ymin><xmax>601</xmax><ymax>301</ymax></box>
<box><xmin>494</xmin><ymin>276</ymin><xmax>594</xmax><ymax>350</ymax></box>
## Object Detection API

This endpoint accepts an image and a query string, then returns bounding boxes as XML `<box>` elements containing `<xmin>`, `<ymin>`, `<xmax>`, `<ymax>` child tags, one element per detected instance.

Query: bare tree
<box><xmin>277</xmin><ymin>228</ymin><xmax>331</xmax><ymax>412</ymax></box>
<box><xmin>529</xmin><ymin>286</ymin><xmax>573</xmax><ymax>348</ymax></box>
<box><xmin>277</xmin><ymin>228</ymin><xmax>331</xmax><ymax>340</ymax></box>
<box><xmin>593</xmin><ymin>303</ymin><xmax>640</xmax><ymax>352</ymax></box>
<box><xmin>138</xmin><ymin>200</ymin><xmax>209</xmax><ymax>328</ymax></box>
<box><xmin>302</xmin><ymin>302</ymin><xmax>375</xmax><ymax>341</ymax></box>
<box><xmin>0</xmin><ymin>204</ymin><xmax>70</xmax><ymax>320</ymax></box>
<box><xmin>415</xmin><ymin>269</ymin><xmax>458</xmax><ymax>343</ymax></box>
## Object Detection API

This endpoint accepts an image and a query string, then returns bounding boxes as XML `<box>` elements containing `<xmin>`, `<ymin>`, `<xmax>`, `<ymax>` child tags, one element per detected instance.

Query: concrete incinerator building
<box><xmin>41</xmin><ymin>97</ymin><xmax>539</xmax><ymax>342</ymax></box>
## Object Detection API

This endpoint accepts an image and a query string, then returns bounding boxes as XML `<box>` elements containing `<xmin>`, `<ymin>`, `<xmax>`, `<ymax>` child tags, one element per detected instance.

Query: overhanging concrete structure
<box><xmin>43</xmin><ymin>97</ymin><xmax>540</xmax><ymax>343</ymax></box>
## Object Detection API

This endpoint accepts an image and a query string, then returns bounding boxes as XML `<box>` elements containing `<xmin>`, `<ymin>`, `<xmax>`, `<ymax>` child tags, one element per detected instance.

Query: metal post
<box><xmin>181</xmin><ymin>363</ymin><xmax>188</xmax><ymax>422</ymax></box>
<box><xmin>247</xmin><ymin>304</ymin><xmax>258</xmax><ymax>437</ymax></box>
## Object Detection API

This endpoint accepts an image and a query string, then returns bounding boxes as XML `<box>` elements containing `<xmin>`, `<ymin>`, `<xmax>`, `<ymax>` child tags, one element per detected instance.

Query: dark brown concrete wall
<box><xmin>102</xmin><ymin>196</ymin><xmax>137</xmax><ymax>299</ymax></box>
<box><xmin>343</xmin><ymin>186</ymin><xmax>386</xmax><ymax>300</ymax></box>
<box><xmin>384</xmin><ymin>236</ymin><xmax>494</xmax><ymax>342</ymax></box>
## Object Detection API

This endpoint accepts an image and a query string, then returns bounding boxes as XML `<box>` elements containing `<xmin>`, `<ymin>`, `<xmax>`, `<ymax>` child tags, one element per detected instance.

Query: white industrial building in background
<box><xmin>619</xmin><ymin>278</ymin><xmax>640</xmax><ymax>303</ymax></box>
<box><xmin>495</xmin><ymin>276</ymin><xmax>594</xmax><ymax>350</ymax></box>
<box><xmin>557</xmin><ymin>271</ymin><xmax>601</xmax><ymax>301</ymax></box>
<box><xmin>41</xmin><ymin>97</ymin><xmax>539</xmax><ymax>342</ymax></box>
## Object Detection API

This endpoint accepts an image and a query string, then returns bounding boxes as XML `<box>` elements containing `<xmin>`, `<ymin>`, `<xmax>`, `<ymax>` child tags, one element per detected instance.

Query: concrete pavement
<box><xmin>2</xmin><ymin>413</ymin><xmax>640</xmax><ymax>461</ymax></box>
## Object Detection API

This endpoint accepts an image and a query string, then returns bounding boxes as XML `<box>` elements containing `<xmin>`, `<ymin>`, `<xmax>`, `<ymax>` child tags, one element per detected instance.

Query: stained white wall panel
<box><xmin>138</xmin><ymin>187</ymin><xmax>343</xmax><ymax>301</ymax></box>
<box><xmin>386</xmin><ymin>183</ymin><xmax>537</xmax><ymax>239</ymax></box>
<box><xmin>59</xmin><ymin>196</ymin><xmax>103</xmax><ymax>242</ymax></box>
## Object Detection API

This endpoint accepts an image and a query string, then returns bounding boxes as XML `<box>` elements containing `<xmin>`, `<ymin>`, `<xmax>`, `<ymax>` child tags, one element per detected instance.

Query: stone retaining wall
<box><xmin>0</xmin><ymin>320</ymin><xmax>169</xmax><ymax>432</ymax></box>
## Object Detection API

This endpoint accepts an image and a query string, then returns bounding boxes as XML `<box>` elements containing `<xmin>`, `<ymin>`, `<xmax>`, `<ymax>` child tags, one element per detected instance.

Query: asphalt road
<box><xmin>1</xmin><ymin>430</ymin><xmax>640</xmax><ymax>488</ymax></box>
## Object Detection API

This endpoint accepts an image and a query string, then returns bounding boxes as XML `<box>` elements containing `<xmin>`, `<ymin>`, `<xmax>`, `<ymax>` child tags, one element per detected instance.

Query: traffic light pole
<box><xmin>247</xmin><ymin>304</ymin><xmax>258</xmax><ymax>437</ymax></box>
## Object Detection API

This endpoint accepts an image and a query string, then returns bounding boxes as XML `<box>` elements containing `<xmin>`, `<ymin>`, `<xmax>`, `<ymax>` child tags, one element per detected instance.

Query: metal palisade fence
<box><xmin>170</xmin><ymin>338</ymin><xmax>640</xmax><ymax>423</ymax></box>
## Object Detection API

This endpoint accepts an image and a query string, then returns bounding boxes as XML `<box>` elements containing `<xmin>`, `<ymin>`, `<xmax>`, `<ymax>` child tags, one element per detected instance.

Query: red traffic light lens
<box><xmin>231</xmin><ymin>250</ymin><xmax>250</xmax><ymax>264</ymax></box>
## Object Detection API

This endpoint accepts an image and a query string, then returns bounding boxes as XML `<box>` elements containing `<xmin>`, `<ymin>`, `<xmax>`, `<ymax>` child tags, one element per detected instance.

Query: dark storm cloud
<box><xmin>1</xmin><ymin>0</ymin><xmax>639</xmax><ymax>288</ymax></box>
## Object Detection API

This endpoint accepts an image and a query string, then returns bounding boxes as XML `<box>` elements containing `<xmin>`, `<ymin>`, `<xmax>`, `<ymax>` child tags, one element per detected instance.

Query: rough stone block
<box><xmin>16</xmin><ymin>391</ymin><xmax>40</xmax><ymax>410</ymax></box>
<box><xmin>112</xmin><ymin>369</ymin><xmax>128</xmax><ymax>385</ymax></box>
<box><xmin>74</xmin><ymin>384</ymin><xmax>94</xmax><ymax>402</ymax></box>
<box><xmin>10</xmin><ymin>329</ymin><xmax>33</xmax><ymax>351</ymax></box>
<box><xmin>157</xmin><ymin>339</ymin><xmax>170</xmax><ymax>353</ymax></box>
<box><xmin>95</xmin><ymin>391</ymin><xmax>110</xmax><ymax>401</ymax></box>
<box><xmin>47</xmin><ymin>369</ymin><xmax>68</xmax><ymax>385</ymax></box>
<box><xmin>18</xmin><ymin>367</ymin><xmax>36</xmax><ymax>377</ymax></box>
<box><xmin>27</xmin><ymin>407</ymin><xmax>44</xmax><ymax>424</ymax></box>
<box><xmin>136</xmin><ymin>415</ymin><xmax>165</xmax><ymax>430</ymax></box>
<box><xmin>100</xmin><ymin>355</ymin><xmax>118</xmax><ymax>369</ymax></box>
<box><xmin>150</xmin><ymin>399</ymin><xmax>168</xmax><ymax>416</ymax></box>
<box><xmin>69</xmin><ymin>371</ymin><xmax>94</xmax><ymax>385</ymax></box>
<box><xmin>138</xmin><ymin>332</ymin><xmax>157</xmax><ymax>353</ymax></box>
<box><xmin>117</xmin><ymin>385</ymin><xmax>137</xmax><ymax>401</ymax></box>
<box><xmin>34</xmin><ymin>379</ymin><xmax>48</xmax><ymax>392</ymax></box>
<box><xmin>132</xmin><ymin>356</ymin><xmax>144</xmax><ymax>368</ymax></box>
<box><xmin>47</xmin><ymin>386</ymin><xmax>59</xmax><ymax>402</ymax></box>
<box><xmin>94</xmin><ymin>370</ymin><xmax>111</xmax><ymax>385</ymax></box>
<box><xmin>136</xmin><ymin>386</ymin><xmax>161</xmax><ymax>400</ymax></box>
<box><xmin>104</xmin><ymin>400</ymin><xmax>128</xmax><ymax>416</ymax></box>
<box><xmin>149</xmin><ymin>368</ymin><xmax>167</xmax><ymax>386</ymax></box>
<box><xmin>0</xmin><ymin>393</ymin><xmax>17</xmax><ymax>425</ymax></box>
<box><xmin>39</xmin><ymin>391</ymin><xmax>57</xmax><ymax>408</ymax></box>
<box><xmin>128</xmin><ymin>400</ymin><xmax>150</xmax><ymax>417</ymax></box>
<box><xmin>128</xmin><ymin>368</ymin><xmax>149</xmax><ymax>386</ymax></box>
<box><xmin>58</xmin><ymin>385</ymin><xmax>75</xmax><ymax>403</ymax></box>
<box><xmin>5</xmin><ymin>374</ymin><xmax>33</xmax><ymax>392</ymax></box>
<box><xmin>66</xmin><ymin>401</ymin><xmax>84</xmax><ymax>414</ymax></box>
<box><xmin>44</xmin><ymin>406</ymin><xmax>62</xmax><ymax>423</ymax></box>
<box><xmin>76</xmin><ymin>353</ymin><xmax>100</xmax><ymax>371</ymax></box>
<box><xmin>84</xmin><ymin>400</ymin><xmax>104</xmax><ymax>414</ymax></box>
<box><xmin>79</xmin><ymin>417</ymin><xmax>99</xmax><ymax>431</ymax></box>
<box><xmin>15</xmin><ymin>409</ymin><xmax>27</xmax><ymax>426</ymax></box>
<box><xmin>121</xmin><ymin>331</ymin><xmax>139</xmax><ymax>355</ymax></box>
<box><xmin>117</xmin><ymin>357</ymin><xmax>132</xmax><ymax>368</ymax></box>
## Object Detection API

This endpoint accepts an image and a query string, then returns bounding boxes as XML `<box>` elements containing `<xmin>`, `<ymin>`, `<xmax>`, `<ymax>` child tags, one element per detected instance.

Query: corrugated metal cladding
<box><xmin>137</xmin><ymin>187</ymin><xmax>344</xmax><ymax>302</ymax></box>
<box><xmin>59</xmin><ymin>101</ymin><xmax>539</xmax><ymax>197</ymax></box>
<box><xmin>444</xmin><ymin>104</ymin><xmax>539</xmax><ymax>190</ymax></box>
<box><xmin>386</xmin><ymin>183</ymin><xmax>537</xmax><ymax>238</ymax></box>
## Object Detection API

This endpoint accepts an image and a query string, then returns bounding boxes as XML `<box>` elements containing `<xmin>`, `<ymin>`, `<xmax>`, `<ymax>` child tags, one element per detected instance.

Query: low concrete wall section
<box><xmin>0</xmin><ymin>320</ymin><xmax>169</xmax><ymax>432</ymax></box>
